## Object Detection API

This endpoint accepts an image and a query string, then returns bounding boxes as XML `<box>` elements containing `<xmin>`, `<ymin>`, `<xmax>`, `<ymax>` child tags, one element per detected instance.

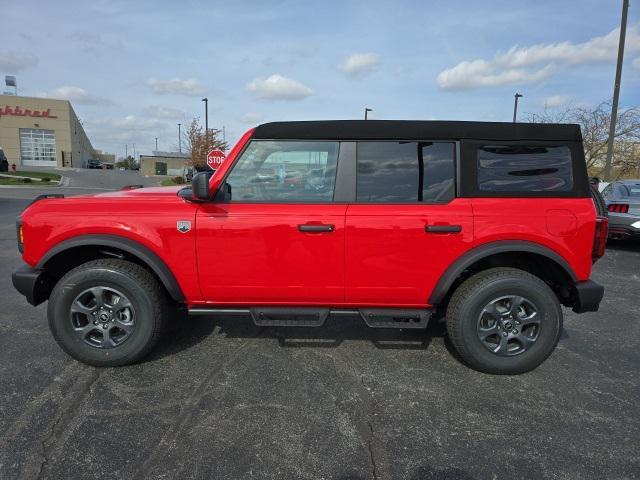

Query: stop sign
<box><xmin>206</xmin><ymin>149</ymin><xmax>226</xmax><ymax>170</ymax></box>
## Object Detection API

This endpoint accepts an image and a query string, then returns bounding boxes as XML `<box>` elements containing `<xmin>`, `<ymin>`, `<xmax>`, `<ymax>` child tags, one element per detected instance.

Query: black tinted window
<box><xmin>225</xmin><ymin>140</ymin><xmax>338</xmax><ymax>202</ymax></box>
<box><xmin>356</xmin><ymin>142</ymin><xmax>455</xmax><ymax>202</ymax></box>
<box><xmin>478</xmin><ymin>145</ymin><xmax>573</xmax><ymax>192</ymax></box>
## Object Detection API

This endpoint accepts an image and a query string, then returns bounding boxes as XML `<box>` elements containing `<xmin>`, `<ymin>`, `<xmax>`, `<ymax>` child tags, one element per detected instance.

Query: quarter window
<box><xmin>356</xmin><ymin>142</ymin><xmax>455</xmax><ymax>202</ymax></box>
<box><xmin>478</xmin><ymin>145</ymin><xmax>573</xmax><ymax>192</ymax></box>
<box><xmin>224</xmin><ymin>141</ymin><xmax>339</xmax><ymax>202</ymax></box>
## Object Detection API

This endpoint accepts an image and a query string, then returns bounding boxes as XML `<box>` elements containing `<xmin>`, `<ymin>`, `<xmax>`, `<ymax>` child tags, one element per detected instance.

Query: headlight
<box><xmin>16</xmin><ymin>219</ymin><xmax>23</xmax><ymax>253</ymax></box>
<box><xmin>631</xmin><ymin>220</ymin><xmax>640</xmax><ymax>229</ymax></box>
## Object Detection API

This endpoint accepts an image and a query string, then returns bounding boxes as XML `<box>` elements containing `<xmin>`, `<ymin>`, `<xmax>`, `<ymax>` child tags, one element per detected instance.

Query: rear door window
<box><xmin>356</xmin><ymin>141</ymin><xmax>455</xmax><ymax>203</ymax></box>
<box><xmin>477</xmin><ymin>145</ymin><xmax>573</xmax><ymax>192</ymax></box>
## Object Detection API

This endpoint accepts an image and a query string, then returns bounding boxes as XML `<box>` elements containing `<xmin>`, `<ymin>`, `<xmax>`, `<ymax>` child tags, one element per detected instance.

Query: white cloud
<box><xmin>341</xmin><ymin>53</ymin><xmax>380</xmax><ymax>77</ymax></box>
<box><xmin>240</xmin><ymin>112</ymin><xmax>264</xmax><ymax>124</ymax></box>
<box><xmin>144</xmin><ymin>105</ymin><xmax>187</xmax><ymax>119</ymax></box>
<box><xmin>0</xmin><ymin>52</ymin><xmax>38</xmax><ymax>72</ymax></box>
<box><xmin>543</xmin><ymin>94</ymin><xmax>570</xmax><ymax>108</ymax></box>
<box><xmin>37</xmin><ymin>86</ymin><xmax>114</xmax><ymax>106</ymax></box>
<box><xmin>247</xmin><ymin>74</ymin><xmax>314</xmax><ymax>101</ymax></box>
<box><xmin>437</xmin><ymin>25</ymin><xmax>640</xmax><ymax>90</ymax></box>
<box><xmin>147</xmin><ymin>77</ymin><xmax>207</xmax><ymax>96</ymax></box>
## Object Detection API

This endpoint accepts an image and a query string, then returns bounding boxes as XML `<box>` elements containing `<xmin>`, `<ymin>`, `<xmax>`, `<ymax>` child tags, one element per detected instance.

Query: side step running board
<box><xmin>250</xmin><ymin>307</ymin><xmax>330</xmax><ymax>327</ymax></box>
<box><xmin>189</xmin><ymin>307</ymin><xmax>431</xmax><ymax>329</ymax></box>
<box><xmin>359</xmin><ymin>308</ymin><xmax>430</xmax><ymax>329</ymax></box>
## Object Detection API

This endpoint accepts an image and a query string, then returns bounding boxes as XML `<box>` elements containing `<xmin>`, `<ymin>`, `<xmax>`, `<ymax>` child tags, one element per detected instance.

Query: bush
<box><xmin>22</xmin><ymin>178</ymin><xmax>32</xmax><ymax>183</ymax></box>
<box><xmin>173</xmin><ymin>176</ymin><xmax>185</xmax><ymax>185</ymax></box>
<box><xmin>41</xmin><ymin>177</ymin><xmax>51</xmax><ymax>182</ymax></box>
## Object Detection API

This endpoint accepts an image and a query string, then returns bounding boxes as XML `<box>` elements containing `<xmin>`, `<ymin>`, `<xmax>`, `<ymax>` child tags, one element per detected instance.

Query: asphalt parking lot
<box><xmin>0</xmin><ymin>171</ymin><xmax>638</xmax><ymax>480</ymax></box>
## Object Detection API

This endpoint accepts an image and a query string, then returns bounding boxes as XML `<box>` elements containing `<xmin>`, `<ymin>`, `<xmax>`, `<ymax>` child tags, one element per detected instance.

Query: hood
<box><xmin>73</xmin><ymin>185</ymin><xmax>184</xmax><ymax>199</ymax></box>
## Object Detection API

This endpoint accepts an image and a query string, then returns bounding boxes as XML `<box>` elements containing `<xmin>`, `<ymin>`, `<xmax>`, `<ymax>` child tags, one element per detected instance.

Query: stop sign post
<box><xmin>206</xmin><ymin>149</ymin><xmax>226</xmax><ymax>170</ymax></box>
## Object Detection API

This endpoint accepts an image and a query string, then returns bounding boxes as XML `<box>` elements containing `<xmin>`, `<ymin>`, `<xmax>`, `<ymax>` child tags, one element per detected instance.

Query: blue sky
<box><xmin>2</xmin><ymin>0</ymin><xmax>639</xmax><ymax>158</ymax></box>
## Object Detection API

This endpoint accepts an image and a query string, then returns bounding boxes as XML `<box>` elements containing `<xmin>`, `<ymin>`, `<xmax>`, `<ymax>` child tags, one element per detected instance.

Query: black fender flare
<box><xmin>37</xmin><ymin>234</ymin><xmax>185</xmax><ymax>302</ymax></box>
<box><xmin>428</xmin><ymin>240</ymin><xmax>578</xmax><ymax>305</ymax></box>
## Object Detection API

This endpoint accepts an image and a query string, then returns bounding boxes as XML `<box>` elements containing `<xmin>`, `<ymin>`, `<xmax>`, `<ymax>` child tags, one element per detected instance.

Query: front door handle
<box><xmin>425</xmin><ymin>225</ymin><xmax>462</xmax><ymax>233</ymax></box>
<box><xmin>298</xmin><ymin>224</ymin><xmax>335</xmax><ymax>233</ymax></box>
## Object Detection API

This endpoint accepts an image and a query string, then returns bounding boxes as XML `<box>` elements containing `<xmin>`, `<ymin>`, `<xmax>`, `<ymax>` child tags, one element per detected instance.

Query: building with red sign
<box><xmin>0</xmin><ymin>94</ymin><xmax>105</xmax><ymax>168</ymax></box>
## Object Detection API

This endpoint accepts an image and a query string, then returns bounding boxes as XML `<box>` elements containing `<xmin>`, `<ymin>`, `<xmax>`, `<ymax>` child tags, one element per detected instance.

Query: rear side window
<box><xmin>624</xmin><ymin>184</ymin><xmax>640</xmax><ymax>197</ymax></box>
<box><xmin>356</xmin><ymin>141</ymin><xmax>455</xmax><ymax>202</ymax></box>
<box><xmin>478</xmin><ymin>145</ymin><xmax>573</xmax><ymax>192</ymax></box>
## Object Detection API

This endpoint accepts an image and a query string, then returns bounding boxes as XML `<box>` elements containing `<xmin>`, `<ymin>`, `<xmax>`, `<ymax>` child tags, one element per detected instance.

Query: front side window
<box><xmin>356</xmin><ymin>141</ymin><xmax>455</xmax><ymax>203</ymax></box>
<box><xmin>225</xmin><ymin>140</ymin><xmax>339</xmax><ymax>202</ymax></box>
<box><xmin>478</xmin><ymin>145</ymin><xmax>573</xmax><ymax>192</ymax></box>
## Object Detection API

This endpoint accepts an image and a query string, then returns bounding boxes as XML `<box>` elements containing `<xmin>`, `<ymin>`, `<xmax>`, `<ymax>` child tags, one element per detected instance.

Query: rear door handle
<box><xmin>298</xmin><ymin>224</ymin><xmax>335</xmax><ymax>233</ymax></box>
<box><xmin>425</xmin><ymin>225</ymin><xmax>462</xmax><ymax>233</ymax></box>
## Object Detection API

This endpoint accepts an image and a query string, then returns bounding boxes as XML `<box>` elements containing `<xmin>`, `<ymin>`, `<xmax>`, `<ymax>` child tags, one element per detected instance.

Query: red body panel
<box><xmin>21</xmin><ymin>188</ymin><xmax>203</xmax><ymax>303</ymax></box>
<box><xmin>345</xmin><ymin>200</ymin><xmax>474</xmax><ymax>306</ymax></box>
<box><xmin>196</xmin><ymin>203</ymin><xmax>346</xmax><ymax>304</ymax></box>
<box><xmin>471</xmin><ymin>198</ymin><xmax>596</xmax><ymax>281</ymax></box>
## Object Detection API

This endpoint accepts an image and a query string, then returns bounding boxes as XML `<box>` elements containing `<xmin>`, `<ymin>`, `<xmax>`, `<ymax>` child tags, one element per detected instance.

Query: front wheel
<box><xmin>446</xmin><ymin>267</ymin><xmax>563</xmax><ymax>374</ymax></box>
<box><xmin>48</xmin><ymin>259</ymin><xmax>168</xmax><ymax>366</ymax></box>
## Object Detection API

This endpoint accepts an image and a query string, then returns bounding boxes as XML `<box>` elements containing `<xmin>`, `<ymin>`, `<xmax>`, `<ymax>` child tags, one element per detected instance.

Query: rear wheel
<box><xmin>48</xmin><ymin>259</ymin><xmax>168</xmax><ymax>366</ymax></box>
<box><xmin>446</xmin><ymin>268</ymin><xmax>562</xmax><ymax>374</ymax></box>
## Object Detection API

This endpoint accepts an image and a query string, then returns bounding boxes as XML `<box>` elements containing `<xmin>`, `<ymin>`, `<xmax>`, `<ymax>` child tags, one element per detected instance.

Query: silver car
<box><xmin>601</xmin><ymin>179</ymin><xmax>640</xmax><ymax>239</ymax></box>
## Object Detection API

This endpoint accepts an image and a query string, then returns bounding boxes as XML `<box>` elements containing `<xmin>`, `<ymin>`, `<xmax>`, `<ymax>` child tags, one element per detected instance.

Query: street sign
<box><xmin>206</xmin><ymin>149</ymin><xmax>226</xmax><ymax>170</ymax></box>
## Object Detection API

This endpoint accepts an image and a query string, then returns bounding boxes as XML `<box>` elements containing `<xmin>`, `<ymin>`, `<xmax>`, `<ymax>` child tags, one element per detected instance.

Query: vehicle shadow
<box><xmin>146</xmin><ymin>313</ymin><xmax>448</xmax><ymax>362</ymax></box>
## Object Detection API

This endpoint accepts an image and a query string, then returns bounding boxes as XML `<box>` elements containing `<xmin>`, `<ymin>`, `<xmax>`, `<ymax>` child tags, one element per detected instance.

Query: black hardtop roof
<box><xmin>253</xmin><ymin>120</ymin><xmax>582</xmax><ymax>142</ymax></box>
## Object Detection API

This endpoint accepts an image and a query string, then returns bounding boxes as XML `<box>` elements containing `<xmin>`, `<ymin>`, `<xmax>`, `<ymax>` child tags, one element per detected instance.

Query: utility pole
<box><xmin>364</xmin><ymin>107</ymin><xmax>372</xmax><ymax>120</ymax></box>
<box><xmin>177</xmin><ymin>123</ymin><xmax>182</xmax><ymax>153</ymax></box>
<box><xmin>222</xmin><ymin>125</ymin><xmax>226</xmax><ymax>153</ymax></box>
<box><xmin>155</xmin><ymin>137</ymin><xmax>158</xmax><ymax>152</ymax></box>
<box><xmin>125</xmin><ymin>144</ymin><xmax>128</xmax><ymax>159</ymax></box>
<box><xmin>513</xmin><ymin>93</ymin><xmax>523</xmax><ymax>123</ymax></box>
<box><xmin>202</xmin><ymin>98</ymin><xmax>209</xmax><ymax>141</ymax></box>
<box><xmin>604</xmin><ymin>0</ymin><xmax>629</xmax><ymax>182</ymax></box>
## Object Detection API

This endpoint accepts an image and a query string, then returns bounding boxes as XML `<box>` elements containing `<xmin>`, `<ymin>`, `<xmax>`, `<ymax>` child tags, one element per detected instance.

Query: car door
<box><xmin>197</xmin><ymin>140</ymin><xmax>347</xmax><ymax>304</ymax></box>
<box><xmin>345</xmin><ymin>141</ymin><xmax>473</xmax><ymax>307</ymax></box>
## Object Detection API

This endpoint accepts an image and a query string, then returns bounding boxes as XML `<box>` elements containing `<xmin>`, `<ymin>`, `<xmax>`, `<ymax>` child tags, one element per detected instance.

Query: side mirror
<box><xmin>192</xmin><ymin>171</ymin><xmax>213</xmax><ymax>200</ymax></box>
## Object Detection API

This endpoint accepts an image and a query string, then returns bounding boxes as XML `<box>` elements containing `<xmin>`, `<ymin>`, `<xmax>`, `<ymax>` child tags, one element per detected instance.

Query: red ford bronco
<box><xmin>12</xmin><ymin>121</ymin><xmax>608</xmax><ymax>374</ymax></box>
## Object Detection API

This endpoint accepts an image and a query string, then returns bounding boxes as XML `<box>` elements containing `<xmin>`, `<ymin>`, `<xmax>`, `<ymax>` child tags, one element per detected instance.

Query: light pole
<box><xmin>513</xmin><ymin>93</ymin><xmax>523</xmax><ymax>123</ymax></box>
<box><xmin>364</xmin><ymin>107</ymin><xmax>372</xmax><ymax>120</ymax></box>
<box><xmin>155</xmin><ymin>137</ymin><xmax>158</xmax><ymax>152</ymax></box>
<box><xmin>604</xmin><ymin>0</ymin><xmax>629</xmax><ymax>181</ymax></box>
<box><xmin>202</xmin><ymin>98</ymin><xmax>209</xmax><ymax>139</ymax></box>
<box><xmin>177</xmin><ymin>123</ymin><xmax>182</xmax><ymax>153</ymax></box>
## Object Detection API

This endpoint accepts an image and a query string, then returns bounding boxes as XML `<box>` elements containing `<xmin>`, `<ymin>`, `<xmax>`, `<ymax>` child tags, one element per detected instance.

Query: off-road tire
<box><xmin>48</xmin><ymin>259</ymin><xmax>168</xmax><ymax>367</ymax></box>
<box><xmin>446</xmin><ymin>267</ymin><xmax>562</xmax><ymax>375</ymax></box>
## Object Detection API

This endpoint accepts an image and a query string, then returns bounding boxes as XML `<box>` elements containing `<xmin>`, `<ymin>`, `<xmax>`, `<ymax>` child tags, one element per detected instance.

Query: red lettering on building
<box><xmin>0</xmin><ymin>106</ymin><xmax>58</xmax><ymax>119</ymax></box>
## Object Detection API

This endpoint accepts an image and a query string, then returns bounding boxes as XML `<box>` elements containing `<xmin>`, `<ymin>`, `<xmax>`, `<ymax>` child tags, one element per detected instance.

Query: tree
<box><xmin>526</xmin><ymin>101</ymin><xmax>640</xmax><ymax>178</ymax></box>
<box><xmin>183</xmin><ymin>118</ymin><xmax>228</xmax><ymax>170</ymax></box>
<box><xmin>115</xmin><ymin>155</ymin><xmax>137</xmax><ymax>170</ymax></box>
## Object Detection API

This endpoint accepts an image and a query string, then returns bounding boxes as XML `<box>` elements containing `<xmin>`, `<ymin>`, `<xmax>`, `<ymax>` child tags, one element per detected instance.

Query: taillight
<box><xmin>592</xmin><ymin>216</ymin><xmax>608</xmax><ymax>262</ymax></box>
<box><xmin>608</xmin><ymin>204</ymin><xmax>629</xmax><ymax>213</ymax></box>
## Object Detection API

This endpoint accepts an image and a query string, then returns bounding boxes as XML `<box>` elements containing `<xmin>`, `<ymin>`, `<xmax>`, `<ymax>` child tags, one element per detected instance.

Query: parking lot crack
<box><xmin>30</xmin><ymin>367</ymin><xmax>101</xmax><ymax>480</ymax></box>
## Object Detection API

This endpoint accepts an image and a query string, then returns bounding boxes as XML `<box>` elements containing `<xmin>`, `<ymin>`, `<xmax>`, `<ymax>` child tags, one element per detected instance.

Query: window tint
<box><xmin>478</xmin><ymin>145</ymin><xmax>573</xmax><ymax>192</ymax></box>
<box><xmin>356</xmin><ymin>142</ymin><xmax>455</xmax><ymax>202</ymax></box>
<box><xmin>225</xmin><ymin>140</ymin><xmax>338</xmax><ymax>202</ymax></box>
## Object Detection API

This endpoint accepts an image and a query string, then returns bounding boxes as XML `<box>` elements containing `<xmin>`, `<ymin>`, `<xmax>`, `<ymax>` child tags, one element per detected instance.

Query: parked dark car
<box><xmin>86</xmin><ymin>159</ymin><xmax>103</xmax><ymax>169</ymax></box>
<box><xmin>0</xmin><ymin>148</ymin><xmax>8</xmax><ymax>172</ymax></box>
<box><xmin>601</xmin><ymin>179</ymin><xmax>640</xmax><ymax>239</ymax></box>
